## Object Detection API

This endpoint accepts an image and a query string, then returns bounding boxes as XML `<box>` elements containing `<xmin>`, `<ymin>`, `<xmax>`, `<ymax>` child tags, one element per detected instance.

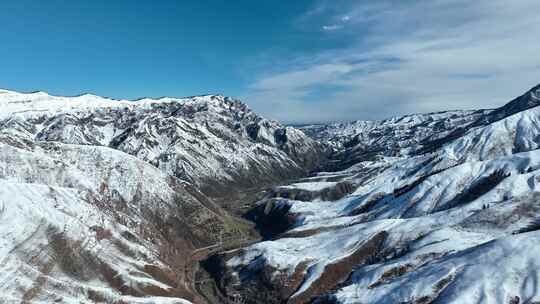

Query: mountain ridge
<box><xmin>2</xmin><ymin>84</ymin><xmax>540</xmax><ymax>303</ymax></box>
<box><xmin>0</xmin><ymin>89</ymin><xmax>324</xmax><ymax>196</ymax></box>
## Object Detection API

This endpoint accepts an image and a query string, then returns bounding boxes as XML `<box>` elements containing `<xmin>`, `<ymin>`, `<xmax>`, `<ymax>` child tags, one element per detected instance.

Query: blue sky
<box><xmin>1</xmin><ymin>1</ymin><xmax>540</xmax><ymax>123</ymax></box>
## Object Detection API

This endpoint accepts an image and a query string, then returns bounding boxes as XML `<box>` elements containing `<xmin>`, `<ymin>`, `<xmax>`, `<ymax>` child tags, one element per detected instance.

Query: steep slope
<box><xmin>470</xmin><ymin>83</ymin><xmax>540</xmax><ymax>126</ymax></box>
<box><xmin>0</xmin><ymin>90</ymin><xmax>322</xmax><ymax>196</ymax></box>
<box><xmin>211</xmin><ymin>84</ymin><xmax>540</xmax><ymax>304</ymax></box>
<box><xmin>0</xmin><ymin>129</ymin><xmax>246</xmax><ymax>303</ymax></box>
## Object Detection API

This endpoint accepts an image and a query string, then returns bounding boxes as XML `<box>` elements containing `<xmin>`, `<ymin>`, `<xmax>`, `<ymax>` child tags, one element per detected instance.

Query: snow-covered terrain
<box><xmin>0</xmin><ymin>122</ymin><xmax>261</xmax><ymax>303</ymax></box>
<box><xmin>4</xmin><ymin>83</ymin><xmax>540</xmax><ymax>304</ymax></box>
<box><xmin>299</xmin><ymin>110</ymin><xmax>486</xmax><ymax>150</ymax></box>
<box><xmin>213</xmin><ymin>84</ymin><xmax>540</xmax><ymax>304</ymax></box>
<box><xmin>0</xmin><ymin>89</ymin><xmax>322</xmax><ymax>303</ymax></box>
<box><xmin>0</xmin><ymin>89</ymin><xmax>322</xmax><ymax>196</ymax></box>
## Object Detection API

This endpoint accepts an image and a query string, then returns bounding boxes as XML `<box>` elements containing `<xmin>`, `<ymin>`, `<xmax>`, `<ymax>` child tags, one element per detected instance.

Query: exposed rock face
<box><xmin>212</xmin><ymin>84</ymin><xmax>540</xmax><ymax>304</ymax></box>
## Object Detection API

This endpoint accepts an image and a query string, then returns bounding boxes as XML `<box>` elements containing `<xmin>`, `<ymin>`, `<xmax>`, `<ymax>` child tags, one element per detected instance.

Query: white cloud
<box><xmin>253</xmin><ymin>64</ymin><xmax>352</xmax><ymax>90</ymax></box>
<box><xmin>321</xmin><ymin>13</ymin><xmax>352</xmax><ymax>32</ymax></box>
<box><xmin>242</xmin><ymin>0</ymin><xmax>540</xmax><ymax>123</ymax></box>
<box><xmin>322</xmin><ymin>24</ymin><xmax>343</xmax><ymax>31</ymax></box>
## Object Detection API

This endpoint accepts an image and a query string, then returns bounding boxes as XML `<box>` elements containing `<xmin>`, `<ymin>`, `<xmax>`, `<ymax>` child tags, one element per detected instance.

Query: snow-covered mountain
<box><xmin>0</xmin><ymin>89</ymin><xmax>321</xmax><ymax>303</ymax></box>
<box><xmin>299</xmin><ymin>109</ymin><xmax>492</xmax><ymax>171</ymax></box>
<box><xmin>0</xmin><ymin>139</ymin><xmax>215</xmax><ymax>303</ymax></box>
<box><xmin>0</xmin><ymin>90</ymin><xmax>322</xmax><ymax>196</ymax></box>
<box><xmin>4</xmin><ymin>83</ymin><xmax>540</xmax><ymax>304</ymax></box>
<box><xmin>211</xmin><ymin>84</ymin><xmax>540</xmax><ymax>304</ymax></box>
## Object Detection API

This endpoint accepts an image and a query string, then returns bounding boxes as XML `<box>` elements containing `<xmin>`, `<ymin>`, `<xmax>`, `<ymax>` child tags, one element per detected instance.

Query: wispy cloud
<box><xmin>322</xmin><ymin>24</ymin><xmax>343</xmax><ymax>31</ymax></box>
<box><xmin>321</xmin><ymin>14</ymin><xmax>351</xmax><ymax>31</ymax></box>
<box><xmin>243</xmin><ymin>0</ymin><xmax>540</xmax><ymax>123</ymax></box>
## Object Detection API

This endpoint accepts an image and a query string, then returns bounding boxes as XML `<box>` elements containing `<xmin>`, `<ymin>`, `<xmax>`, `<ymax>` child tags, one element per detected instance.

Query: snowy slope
<box><xmin>213</xmin><ymin>84</ymin><xmax>540</xmax><ymax>304</ymax></box>
<box><xmin>0</xmin><ymin>125</ymin><xmax>243</xmax><ymax>303</ymax></box>
<box><xmin>300</xmin><ymin>110</ymin><xmax>489</xmax><ymax>171</ymax></box>
<box><xmin>0</xmin><ymin>180</ymin><xmax>189</xmax><ymax>304</ymax></box>
<box><xmin>300</xmin><ymin>110</ymin><xmax>485</xmax><ymax>150</ymax></box>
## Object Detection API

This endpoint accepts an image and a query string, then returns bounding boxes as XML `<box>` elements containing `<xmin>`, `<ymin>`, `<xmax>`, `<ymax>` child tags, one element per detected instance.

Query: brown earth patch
<box><xmin>368</xmin><ymin>263</ymin><xmax>414</xmax><ymax>289</ymax></box>
<box><xmin>289</xmin><ymin>231</ymin><xmax>388</xmax><ymax>304</ymax></box>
